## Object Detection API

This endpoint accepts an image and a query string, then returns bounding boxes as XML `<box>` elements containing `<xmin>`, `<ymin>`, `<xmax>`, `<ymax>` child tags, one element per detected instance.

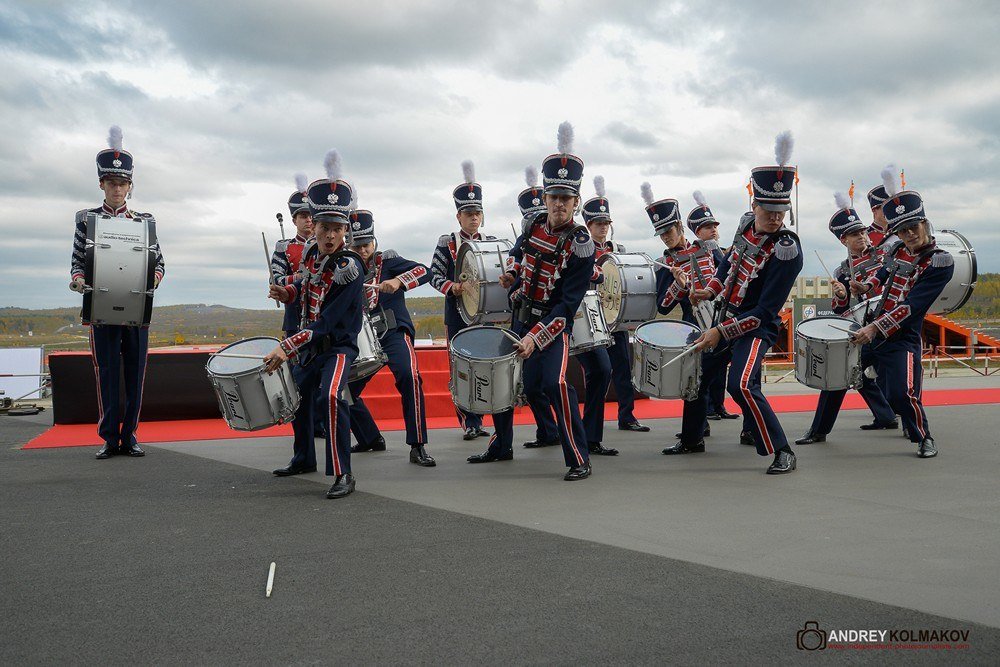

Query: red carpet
<box><xmin>21</xmin><ymin>387</ymin><xmax>1000</xmax><ymax>450</ymax></box>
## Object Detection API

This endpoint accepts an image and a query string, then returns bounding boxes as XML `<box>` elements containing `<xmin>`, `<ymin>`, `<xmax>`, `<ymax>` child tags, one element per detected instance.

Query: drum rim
<box><xmin>934</xmin><ymin>229</ymin><xmax>977</xmax><ymax>314</ymax></box>
<box><xmin>794</xmin><ymin>315</ymin><xmax>859</xmax><ymax>341</ymax></box>
<box><xmin>207</xmin><ymin>336</ymin><xmax>281</xmax><ymax>375</ymax></box>
<box><xmin>450</xmin><ymin>326</ymin><xmax>521</xmax><ymax>362</ymax></box>
<box><xmin>633</xmin><ymin>319</ymin><xmax>701</xmax><ymax>348</ymax></box>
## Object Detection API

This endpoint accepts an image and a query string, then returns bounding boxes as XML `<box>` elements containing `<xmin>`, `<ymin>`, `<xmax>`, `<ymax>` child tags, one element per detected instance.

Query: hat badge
<box><xmin>653</xmin><ymin>213</ymin><xmax>660</xmax><ymax>222</ymax></box>
<box><xmin>112</xmin><ymin>159</ymin><xmax>122</xmax><ymax>168</ymax></box>
<box><xmin>895</xmin><ymin>204</ymin><xmax>906</xmax><ymax>214</ymax></box>
<box><xmin>599</xmin><ymin>205</ymin><xmax>606</xmax><ymax>212</ymax></box>
<box><xmin>353</xmin><ymin>222</ymin><xmax>361</xmax><ymax>230</ymax></box>
<box><xmin>327</xmin><ymin>193</ymin><xmax>339</xmax><ymax>204</ymax></box>
<box><xmin>848</xmin><ymin>215</ymin><xmax>856</xmax><ymax>221</ymax></box>
<box><xmin>557</xmin><ymin>168</ymin><xmax>568</xmax><ymax>178</ymax></box>
<box><xmin>532</xmin><ymin>197</ymin><xmax>540</xmax><ymax>206</ymax></box>
<box><xmin>774</xmin><ymin>181</ymin><xmax>784</xmax><ymax>191</ymax></box>
<box><xmin>467</xmin><ymin>192</ymin><xmax>475</xmax><ymax>200</ymax></box>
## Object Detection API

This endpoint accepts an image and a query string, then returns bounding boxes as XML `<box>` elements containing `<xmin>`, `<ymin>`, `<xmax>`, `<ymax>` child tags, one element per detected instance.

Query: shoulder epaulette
<box><xmin>931</xmin><ymin>250</ymin><xmax>954</xmax><ymax>268</ymax></box>
<box><xmin>380</xmin><ymin>249</ymin><xmax>399</xmax><ymax>260</ymax></box>
<box><xmin>437</xmin><ymin>233</ymin><xmax>452</xmax><ymax>247</ymax></box>
<box><xmin>773</xmin><ymin>229</ymin><xmax>800</xmax><ymax>261</ymax></box>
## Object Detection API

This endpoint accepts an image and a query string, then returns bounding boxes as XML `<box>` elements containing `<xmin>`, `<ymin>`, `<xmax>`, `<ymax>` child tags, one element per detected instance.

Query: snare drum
<box><xmin>351</xmin><ymin>312</ymin><xmax>387</xmax><ymax>382</ymax></box>
<box><xmin>847</xmin><ymin>298</ymin><xmax>880</xmax><ymax>326</ymax></box>
<box><xmin>568</xmin><ymin>290</ymin><xmax>612</xmax><ymax>355</ymax></box>
<box><xmin>82</xmin><ymin>212</ymin><xmax>158</xmax><ymax>327</ymax></box>
<box><xmin>206</xmin><ymin>337</ymin><xmax>300</xmax><ymax>431</ymax></box>
<box><xmin>794</xmin><ymin>316</ymin><xmax>862</xmax><ymax>391</ymax></box>
<box><xmin>597</xmin><ymin>252</ymin><xmax>659</xmax><ymax>331</ymax></box>
<box><xmin>632</xmin><ymin>320</ymin><xmax>702</xmax><ymax>400</ymax></box>
<box><xmin>449</xmin><ymin>326</ymin><xmax>523</xmax><ymax>414</ymax></box>
<box><xmin>456</xmin><ymin>238</ymin><xmax>515</xmax><ymax>325</ymax></box>
<box><xmin>930</xmin><ymin>230</ymin><xmax>976</xmax><ymax>315</ymax></box>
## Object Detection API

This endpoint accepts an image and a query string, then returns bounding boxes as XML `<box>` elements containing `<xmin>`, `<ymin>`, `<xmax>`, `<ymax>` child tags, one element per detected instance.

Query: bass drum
<box><xmin>597</xmin><ymin>252</ymin><xmax>658</xmax><ymax>331</ymax></box>
<box><xmin>930</xmin><ymin>230</ymin><xmax>976</xmax><ymax>315</ymax></box>
<box><xmin>456</xmin><ymin>239</ymin><xmax>514</xmax><ymax>325</ymax></box>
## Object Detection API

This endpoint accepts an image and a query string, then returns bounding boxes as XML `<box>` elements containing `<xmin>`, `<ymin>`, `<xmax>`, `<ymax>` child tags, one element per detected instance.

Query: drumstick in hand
<box><xmin>262</xmin><ymin>232</ymin><xmax>280</xmax><ymax>309</ymax></box>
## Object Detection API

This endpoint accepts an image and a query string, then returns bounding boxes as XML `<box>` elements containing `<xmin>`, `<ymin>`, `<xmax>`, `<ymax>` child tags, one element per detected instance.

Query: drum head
<box><xmin>796</xmin><ymin>316</ymin><xmax>858</xmax><ymax>341</ymax></box>
<box><xmin>456</xmin><ymin>244</ymin><xmax>482</xmax><ymax>321</ymax></box>
<box><xmin>930</xmin><ymin>230</ymin><xmax>976</xmax><ymax>314</ymax></box>
<box><xmin>634</xmin><ymin>320</ymin><xmax>701</xmax><ymax>347</ymax></box>
<box><xmin>208</xmin><ymin>337</ymin><xmax>278</xmax><ymax>374</ymax></box>
<box><xmin>451</xmin><ymin>327</ymin><xmax>516</xmax><ymax>360</ymax></box>
<box><xmin>598</xmin><ymin>258</ymin><xmax>623</xmax><ymax>326</ymax></box>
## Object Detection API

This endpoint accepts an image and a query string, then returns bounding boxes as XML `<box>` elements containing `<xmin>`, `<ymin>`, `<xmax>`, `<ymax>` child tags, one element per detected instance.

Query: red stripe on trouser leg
<box><xmin>906</xmin><ymin>351</ymin><xmax>926</xmax><ymax>440</ymax></box>
<box><xmin>557</xmin><ymin>333</ymin><xmax>585</xmax><ymax>465</ymax></box>
<box><xmin>740</xmin><ymin>338</ymin><xmax>774</xmax><ymax>455</ymax></box>
<box><xmin>405</xmin><ymin>334</ymin><xmax>426</xmax><ymax>443</ymax></box>
<box><xmin>328</xmin><ymin>354</ymin><xmax>346</xmax><ymax>476</ymax></box>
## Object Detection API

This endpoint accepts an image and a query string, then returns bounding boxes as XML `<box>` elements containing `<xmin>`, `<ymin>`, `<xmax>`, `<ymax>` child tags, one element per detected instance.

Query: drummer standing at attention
<box><xmin>428</xmin><ymin>161</ymin><xmax>492</xmax><ymax>442</ymax></box>
<box><xmin>794</xmin><ymin>192</ymin><xmax>896</xmax><ymax>445</ymax></box>
<box><xmin>515</xmin><ymin>166</ymin><xmax>561</xmax><ymax>449</ymax></box>
<box><xmin>70</xmin><ymin>126</ymin><xmax>164</xmax><ymax>460</ymax></box>
<box><xmin>346</xmin><ymin>204</ymin><xmax>437</xmax><ymax>467</ymax></box>
<box><xmin>472</xmin><ymin>122</ymin><xmax>594</xmax><ymax>481</ymax></box>
<box><xmin>850</xmin><ymin>188</ymin><xmax>953</xmax><ymax>458</ymax></box>
<box><xmin>586</xmin><ymin>176</ymin><xmax>649</xmax><ymax>435</ymax></box>
<box><xmin>264</xmin><ymin>150</ymin><xmax>365</xmax><ymax>499</ymax></box>
<box><xmin>684</xmin><ymin>131</ymin><xmax>803</xmax><ymax>474</ymax></box>
<box><xmin>684</xmin><ymin>193</ymin><xmax>738</xmax><ymax>422</ymax></box>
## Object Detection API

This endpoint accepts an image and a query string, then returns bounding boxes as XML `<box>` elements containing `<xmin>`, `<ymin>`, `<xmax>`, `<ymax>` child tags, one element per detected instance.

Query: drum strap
<box><xmin>869</xmin><ymin>247</ymin><xmax>936</xmax><ymax>322</ymax></box>
<box><xmin>515</xmin><ymin>224</ymin><xmax>580</xmax><ymax>326</ymax></box>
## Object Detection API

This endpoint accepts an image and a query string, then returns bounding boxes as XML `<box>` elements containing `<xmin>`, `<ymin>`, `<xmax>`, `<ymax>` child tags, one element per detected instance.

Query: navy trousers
<box><xmin>89</xmin><ymin>324</ymin><xmax>149</xmax><ymax>448</ymax></box>
<box><xmin>807</xmin><ymin>346</ymin><xmax>895</xmax><ymax>435</ymax></box>
<box><xmin>576</xmin><ymin>346</ymin><xmax>612</xmax><ymax>444</ymax></box>
<box><xmin>488</xmin><ymin>329</ymin><xmax>590</xmax><ymax>468</ymax></box>
<box><xmin>871</xmin><ymin>340</ymin><xmax>930</xmax><ymax>443</ymax></box>
<box><xmin>289</xmin><ymin>350</ymin><xmax>355</xmax><ymax>476</ymax></box>
<box><xmin>348</xmin><ymin>329</ymin><xmax>427</xmax><ymax>446</ymax></box>
<box><xmin>608</xmin><ymin>330</ymin><xmax>639</xmax><ymax>426</ymax></box>
<box><xmin>703</xmin><ymin>357</ymin><xmax>729</xmax><ymax>416</ymax></box>
<box><xmin>446</xmin><ymin>322</ymin><xmax>483</xmax><ymax>431</ymax></box>
<box><xmin>682</xmin><ymin>336</ymin><xmax>788</xmax><ymax>456</ymax></box>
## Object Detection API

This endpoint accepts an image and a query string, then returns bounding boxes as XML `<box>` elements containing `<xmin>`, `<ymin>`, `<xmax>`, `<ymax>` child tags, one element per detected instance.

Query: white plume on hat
<box><xmin>593</xmin><ymin>175</ymin><xmax>606</xmax><ymax>198</ymax></box>
<box><xmin>107</xmin><ymin>125</ymin><xmax>123</xmax><ymax>151</ymax></box>
<box><xmin>774</xmin><ymin>130</ymin><xmax>794</xmax><ymax>167</ymax></box>
<box><xmin>834</xmin><ymin>191</ymin><xmax>851</xmax><ymax>211</ymax></box>
<box><xmin>640</xmin><ymin>182</ymin><xmax>654</xmax><ymax>206</ymax></box>
<box><xmin>524</xmin><ymin>166</ymin><xmax>538</xmax><ymax>188</ymax></box>
<box><xmin>693</xmin><ymin>190</ymin><xmax>708</xmax><ymax>207</ymax></box>
<box><xmin>349</xmin><ymin>183</ymin><xmax>358</xmax><ymax>210</ymax></box>
<box><xmin>461</xmin><ymin>159</ymin><xmax>476</xmax><ymax>184</ymax></box>
<box><xmin>294</xmin><ymin>172</ymin><xmax>308</xmax><ymax>193</ymax></box>
<box><xmin>323</xmin><ymin>149</ymin><xmax>343</xmax><ymax>181</ymax></box>
<box><xmin>557</xmin><ymin>121</ymin><xmax>574</xmax><ymax>154</ymax></box>
<box><xmin>881</xmin><ymin>163</ymin><xmax>900</xmax><ymax>197</ymax></box>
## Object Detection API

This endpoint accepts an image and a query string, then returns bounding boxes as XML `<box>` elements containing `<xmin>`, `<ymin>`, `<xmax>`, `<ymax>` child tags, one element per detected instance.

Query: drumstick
<box><xmin>262</xmin><ymin>232</ymin><xmax>280</xmax><ymax>309</ymax></box>
<box><xmin>265</xmin><ymin>561</ymin><xmax>276</xmax><ymax>598</ymax></box>
<box><xmin>814</xmin><ymin>250</ymin><xmax>835</xmax><ymax>280</ymax></box>
<box><xmin>827</xmin><ymin>323</ymin><xmax>860</xmax><ymax>336</ymax></box>
<box><xmin>662</xmin><ymin>342</ymin><xmax>701</xmax><ymax>367</ymax></box>
<box><xmin>210</xmin><ymin>353</ymin><xmax>267</xmax><ymax>360</ymax></box>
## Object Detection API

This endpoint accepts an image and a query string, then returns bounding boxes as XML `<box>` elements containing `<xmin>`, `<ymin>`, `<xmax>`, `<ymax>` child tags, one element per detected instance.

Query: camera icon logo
<box><xmin>797</xmin><ymin>621</ymin><xmax>827</xmax><ymax>651</ymax></box>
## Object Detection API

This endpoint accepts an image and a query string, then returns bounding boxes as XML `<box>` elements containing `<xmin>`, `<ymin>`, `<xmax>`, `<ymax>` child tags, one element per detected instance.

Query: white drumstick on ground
<box><xmin>266</xmin><ymin>561</ymin><xmax>276</xmax><ymax>598</ymax></box>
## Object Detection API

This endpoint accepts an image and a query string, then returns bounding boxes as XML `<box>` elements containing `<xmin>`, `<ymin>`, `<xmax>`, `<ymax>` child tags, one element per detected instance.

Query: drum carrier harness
<box><xmin>512</xmin><ymin>222</ymin><xmax>583</xmax><ymax>329</ymax></box>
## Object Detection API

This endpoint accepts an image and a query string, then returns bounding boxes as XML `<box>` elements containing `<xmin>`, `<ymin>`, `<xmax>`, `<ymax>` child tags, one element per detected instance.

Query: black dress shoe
<box><xmin>766</xmin><ymin>449</ymin><xmax>797</xmax><ymax>474</ymax></box>
<box><xmin>618</xmin><ymin>421</ymin><xmax>650</xmax><ymax>432</ymax></box>
<box><xmin>706</xmin><ymin>412</ymin><xmax>722</xmax><ymax>421</ymax></box>
<box><xmin>588</xmin><ymin>442</ymin><xmax>619</xmax><ymax>456</ymax></box>
<box><xmin>662</xmin><ymin>439</ymin><xmax>705</xmax><ymax>455</ymax></box>
<box><xmin>95</xmin><ymin>443</ymin><xmax>119</xmax><ymax>459</ymax></box>
<box><xmin>326</xmin><ymin>473</ymin><xmax>356</xmax><ymax>498</ymax></box>
<box><xmin>409</xmin><ymin>445</ymin><xmax>437</xmax><ymax>467</ymax></box>
<box><xmin>860</xmin><ymin>420</ymin><xmax>898</xmax><ymax>430</ymax></box>
<box><xmin>523</xmin><ymin>439</ymin><xmax>559</xmax><ymax>448</ymax></box>
<box><xmin>675</xmin><ymin>425</ymin><xmax>710</xmax><ymax>439</ymax></box>
<box><xmin>918</xmin><ymin>437</ymin><xmax>938</xmax><ymax>458</ymax></box>
<box><xmin>273</xmin><ymin>464</ymin><xmax>317</xmax><ymax>476</ymax></box>
<box><xmin>564</xmin><ymin>462</ymin><xmax>592</xmax><ymax>481</ymax></box>
<box><xmin>124</xmin><ymin>443</ymin><xmax>145</xmax><ymax>457</ymax></box>
<box><xmin>351</xmin><ymin>436</ymin><xmax>386</xmax><ymax>453</ymax></box>
<box><xmin>467</xmin><ymin>450</ymin><xmax>513</xmax><ymax>463</ymax></box>
<box><xmin>463</xmin><ymin>427</ymin><xmax>489</xmax><ymax>441</ymax></box>
<box><xmin>715</xmin><ymin>410</ymin><xmax>740</xmax><ymax>420</ymax></box>
<box><xmin>739</xmin><ymin>431</ymin><xmax>756</xmax><ymax>446</ymax></box>
<box><xmin>794</xmin><ymin>432</ymin><xmax>826</xmax><ymax>445</ymax></box>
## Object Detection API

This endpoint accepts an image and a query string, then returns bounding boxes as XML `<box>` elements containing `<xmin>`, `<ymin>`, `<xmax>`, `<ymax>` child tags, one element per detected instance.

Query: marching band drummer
<box><xmin>795</xmin><ymin>193</ymin><xmax>896</xmax><ymax>445</ymax></box>
<box><xmin>685</xmin><ymin>194</ymin><xmax>739</xmax><ymax>423</ymax></box>
<box><xmin>70</xmin><ymin>126</ymin><xmax>164</xmax><ymax>460</ymax></box>
<box><xmin>682</xmin><ymin>132</ymin><xmax>804</xmax><ymax>475</ymax></box>
<box><xmin>515</xmin><ymin>167</ymin><xmax>561</xmax><ymax>450</ymax></box>
<box><xmin>586</xmin><ymin>176</ymin><xmax>650</xmax><ymax>435</ymax></box>
<box><xmin>470</xmin><ymin>122</ymin><xmax>594</xmax><ymax>481</ymax></box>
<box><xmin>850</xmin><ymin>189</ymin><xmax>954</xmax><ymax>458</ymax></box>
<box><xmin>346</xmin><ymin>205</ymin><xmax>437</xmax><ymax>467</ymax></box>
<box><xmin>271</xmin><ymin>174</ymin><xmax>314</xmax><ymax>339</ymax></box>
<box><xmin>428</xmin><ymin>161</ymin><xmax>492</xmax><ymax>442</ymax></box>
<box><xmin>264</xmin><ymin>150</ymin><xmax>365</xmax><ymax>499</ymax></box>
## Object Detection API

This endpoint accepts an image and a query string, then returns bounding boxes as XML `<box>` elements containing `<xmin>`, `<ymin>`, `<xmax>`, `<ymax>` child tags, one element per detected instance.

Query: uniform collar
<box><xmin>294</xmin><ymin>233</ymin><xmax>308</xmax><ymax>243</ymax></box>
<box><xmin>850</xmin><ymin>245</ymin><xmax>874</xmax><ymax>259</ymax></box>
<box><xmin>458</xmin><ymin>230</ymin><xmax>481</xmax><ymax>241</ymax></box>
<box><xmin>102</xmin><ymin>201</ymin><xmax>129</xmax><ymax>216</ymax></box>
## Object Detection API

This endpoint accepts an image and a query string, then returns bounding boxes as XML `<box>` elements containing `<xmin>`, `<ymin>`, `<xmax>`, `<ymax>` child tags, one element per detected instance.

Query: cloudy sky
<box><xmin>1</xmin><ymin>0</ymin><xmax>997</xmax><ymax>309</ymax></box>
